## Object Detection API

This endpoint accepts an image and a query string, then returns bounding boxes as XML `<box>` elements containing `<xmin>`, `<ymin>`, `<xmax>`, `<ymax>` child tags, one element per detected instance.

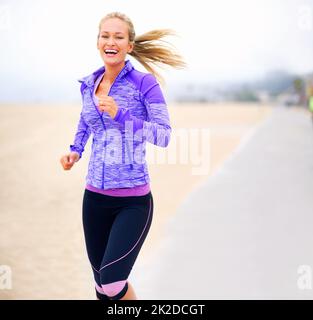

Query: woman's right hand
<box><xmin>60</xmin><ymin>151</ymin><xmax>80</xmax><ymax>170</ymax></box>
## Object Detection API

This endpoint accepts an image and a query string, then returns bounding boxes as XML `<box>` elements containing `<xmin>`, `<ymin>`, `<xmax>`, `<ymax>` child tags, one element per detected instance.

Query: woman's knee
<box><xmin>101</xmin><ymin>280</ymin><xmax>128</xmax><ymax>300</ymax></box>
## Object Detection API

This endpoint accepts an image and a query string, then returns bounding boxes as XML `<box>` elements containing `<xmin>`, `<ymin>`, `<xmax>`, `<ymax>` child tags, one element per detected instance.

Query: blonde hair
<box><xmin>98</xmin><ymin>12</ymin><xmax>187</xmax><ymax>86</ymax></box>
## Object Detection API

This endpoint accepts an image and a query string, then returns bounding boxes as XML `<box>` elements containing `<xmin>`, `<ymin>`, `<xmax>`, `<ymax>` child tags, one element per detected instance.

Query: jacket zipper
<box><xmin>96</xmin><ymin>64</ymin><xmax>131</xmax><ymax>189</ymax></box>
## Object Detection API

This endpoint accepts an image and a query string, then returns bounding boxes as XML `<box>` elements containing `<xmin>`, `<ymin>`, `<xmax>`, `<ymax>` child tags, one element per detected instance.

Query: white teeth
<box><xmin>105</xmin><ymin>49</ymin><xmax>118</xmax><ymax>54</ymax></box>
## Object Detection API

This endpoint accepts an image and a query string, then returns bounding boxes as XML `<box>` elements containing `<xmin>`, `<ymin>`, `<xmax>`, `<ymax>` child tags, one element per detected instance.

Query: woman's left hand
<box><xmin>98</xmin><ymin>95</ymin><xmax>119</xmax><ymax>119</ymax></box>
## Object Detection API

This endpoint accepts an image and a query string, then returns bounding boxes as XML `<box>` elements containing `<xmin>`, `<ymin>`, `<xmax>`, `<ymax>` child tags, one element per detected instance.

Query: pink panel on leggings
<box><xmin>95</xmin><ymin>283</ymin><xmax>105</xmax><ymax>294</ymax></box>
<box><xmin>101</xmin><ymin>280</ymin><xmax>127</xmax><ymax>297</ymax></box>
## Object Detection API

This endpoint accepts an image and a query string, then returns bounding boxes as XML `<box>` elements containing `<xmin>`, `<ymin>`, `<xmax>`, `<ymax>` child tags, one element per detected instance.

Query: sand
<box><xmin>0</xmin><ymin>102</ymin><xmax>272</xmax><ymax>299</ymax></box>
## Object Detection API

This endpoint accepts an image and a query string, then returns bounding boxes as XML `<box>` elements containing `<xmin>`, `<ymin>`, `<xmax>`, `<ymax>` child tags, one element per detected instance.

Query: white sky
<box><xmin>0</xmin><ymin>0</ymin><xmax>313</xmax><ymax>102</ymax></box>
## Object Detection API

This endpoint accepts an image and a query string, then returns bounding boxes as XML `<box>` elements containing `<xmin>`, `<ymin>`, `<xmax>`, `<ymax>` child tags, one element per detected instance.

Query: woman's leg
<box><xmin>82</xmin><ymin>189</ymin><xmax>154</xmax><ymax>300</ymax></box>
<box><xmin>120</xmin><ymin>281</ymin><xmax>137</xmax><ymax>300</ymax></box>
<box><xmin>99</xmin><ymin>192</ymin><xmax>154</xmax><ymax>300</ymax></box>
<box><xmin>82</xmin><ymin>189</ymin><xmax>116</xmax><ymax>300</ymax></box>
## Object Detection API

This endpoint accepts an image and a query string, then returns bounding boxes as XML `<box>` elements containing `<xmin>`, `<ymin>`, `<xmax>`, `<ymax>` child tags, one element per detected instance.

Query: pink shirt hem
<box><xmin>85</xmin><ymin>183</ymin><xmax>151</xmax><ymax>197</ymax></box>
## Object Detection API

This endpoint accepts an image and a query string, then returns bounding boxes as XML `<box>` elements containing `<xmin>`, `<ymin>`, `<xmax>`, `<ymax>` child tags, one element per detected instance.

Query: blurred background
<box><xmin>1</xmin><ymin>0</ymin><xmax>313</xmax><ymax>105</ymax></box>
<box><xmin>1</xmin><ymin>0</ymin><xmax>313</xmax><ymax>299</ymax></box>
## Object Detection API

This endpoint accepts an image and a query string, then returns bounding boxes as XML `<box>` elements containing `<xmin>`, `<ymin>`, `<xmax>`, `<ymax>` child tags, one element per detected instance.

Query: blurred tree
<box><xmin>293</xmin><ymin>77</ymin><xmax>306</xmax><ymax>105</ymax></box>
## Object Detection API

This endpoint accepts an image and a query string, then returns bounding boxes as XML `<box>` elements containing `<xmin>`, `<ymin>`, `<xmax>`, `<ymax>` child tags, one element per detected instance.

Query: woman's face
<box><xmin>97</xmin><ymin>18</ymin><xmax>134</xmax><ymax>66</ymax></box>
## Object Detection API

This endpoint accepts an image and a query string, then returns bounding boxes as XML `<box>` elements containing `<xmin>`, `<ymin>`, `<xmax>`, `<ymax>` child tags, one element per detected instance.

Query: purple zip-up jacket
<box><xmin>69</xmin><ymin>59</ymin><xmax>171</xmax><ymax>190</ymax></box>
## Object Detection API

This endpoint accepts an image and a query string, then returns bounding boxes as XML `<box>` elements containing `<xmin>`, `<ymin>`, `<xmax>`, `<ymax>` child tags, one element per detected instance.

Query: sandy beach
<box><xmin>0</xmin><ymin>102</ymin><xmax>272</xmax><ymax>299</ymax></box>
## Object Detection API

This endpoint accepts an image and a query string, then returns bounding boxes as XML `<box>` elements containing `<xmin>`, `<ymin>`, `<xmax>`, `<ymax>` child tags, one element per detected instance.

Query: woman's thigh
<box><xmin>99</xmin><ymin>192</ymin><xmax>154</xmax><ymax>283</ymax></box>
<box><xmin>82</xmin><ymin>189</ymin><xmax>117</xmax><ymax>271</ymax></box>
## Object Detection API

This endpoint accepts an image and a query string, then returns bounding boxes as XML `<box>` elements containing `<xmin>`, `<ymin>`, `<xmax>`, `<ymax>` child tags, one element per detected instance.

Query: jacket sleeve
<box><xmin>69</xmin><ymin>111</ymin><xmax>91</xmax><ymax>159</ymax></box>
<box><xmin>113</xmin><ymin>73</ymin><xmax>171</xmax><ymax>147</ymax></box>
<box><xmin>69</xmin><ymin>82</ymin><xmax>92</xmax><ymax>159</ymax></box>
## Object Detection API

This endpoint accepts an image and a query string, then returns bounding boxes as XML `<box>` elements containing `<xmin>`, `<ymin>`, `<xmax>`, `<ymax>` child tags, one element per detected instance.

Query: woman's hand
<box><xmin>98</xmin><ymin>95</ymin><xmax>119</xmax><ymax>119</ymax></box>
<box><xmin>60</xmin><ymin>151</ymin><xmax>80</xmax><ymax>170</ymax></box>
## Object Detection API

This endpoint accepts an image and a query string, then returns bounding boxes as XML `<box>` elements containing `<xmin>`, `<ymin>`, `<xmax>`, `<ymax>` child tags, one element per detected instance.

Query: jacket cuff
<box><xmin>113</xmin><ymin>107</ymin><xmax>144</xmax><ymax>132</ymax></box>
<box><xmin>69</xmin><ymin>145</ymin><xmax>82</xmax><ymax>159</ymax></box>
<box><xmin>113</xmin><ymin>107</ymin><xmax>122</xmax><ymax>121</ymax></box>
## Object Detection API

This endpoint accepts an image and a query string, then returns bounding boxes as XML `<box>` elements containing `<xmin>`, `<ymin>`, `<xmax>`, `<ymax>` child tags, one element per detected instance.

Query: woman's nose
<box><xmin>106</xmin><ymin>37</ymin><xmax>116</xmax><ymax>45</ymax></box>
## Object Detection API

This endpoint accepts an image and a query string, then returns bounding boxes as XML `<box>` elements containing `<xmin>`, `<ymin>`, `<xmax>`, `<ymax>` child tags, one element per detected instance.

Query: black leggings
<box><xmin>82</xmin><ymin>188</ymin><xmax>154</xmax><ymax>300</ymax></box>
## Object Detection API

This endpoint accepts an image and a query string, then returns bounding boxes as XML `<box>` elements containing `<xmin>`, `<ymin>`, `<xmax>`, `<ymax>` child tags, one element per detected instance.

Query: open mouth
<box><xmin>104</xmin><ymin>49</ymin><xmax>118</xmax><ymax>56</ymax></box>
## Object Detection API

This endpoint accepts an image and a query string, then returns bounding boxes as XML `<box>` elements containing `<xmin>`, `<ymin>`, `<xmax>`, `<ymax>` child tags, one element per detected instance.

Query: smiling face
<box><xmin>97</xmin><ymin>18</ymin><xmax>134</xmax><ymax>66</ymax></box>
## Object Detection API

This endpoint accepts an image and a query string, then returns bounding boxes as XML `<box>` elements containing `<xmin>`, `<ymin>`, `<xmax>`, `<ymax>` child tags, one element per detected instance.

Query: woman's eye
<box><xmin>101</xmin><ymin>36</ymin><xmax>124</xmax><ymax>39</ymax></box>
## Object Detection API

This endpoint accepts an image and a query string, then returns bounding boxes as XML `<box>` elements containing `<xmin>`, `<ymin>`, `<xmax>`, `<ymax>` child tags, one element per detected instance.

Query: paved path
<box><xmin>132</xmin><ymin>106</ymin><xmax>313</xmax><ymax>299</ymax></box>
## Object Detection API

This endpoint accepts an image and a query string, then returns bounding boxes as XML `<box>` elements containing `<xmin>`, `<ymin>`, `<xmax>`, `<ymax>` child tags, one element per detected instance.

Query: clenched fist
<box><xmin>60</xmin><ymin>151</ymin><xmax>80</xmax><ymax>170</ymax></box>
<box><xmin>98</xmin><ymin>95</ymin><xmax>119</xmax><ymax>119</ymax></box>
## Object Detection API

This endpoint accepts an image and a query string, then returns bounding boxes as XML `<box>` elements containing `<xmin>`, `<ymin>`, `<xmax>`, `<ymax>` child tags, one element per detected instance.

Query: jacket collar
<box><xmin>77</xmin><ymin>59</ymin><xmax>134</xmax><ymax>87</ymax></box>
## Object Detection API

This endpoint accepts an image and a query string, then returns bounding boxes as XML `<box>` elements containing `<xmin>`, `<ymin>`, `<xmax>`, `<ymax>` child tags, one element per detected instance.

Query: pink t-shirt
<box><xmin>85</xmin><ymin>183</ymin><xmax>151</xmax><ymax>197</ymax></box>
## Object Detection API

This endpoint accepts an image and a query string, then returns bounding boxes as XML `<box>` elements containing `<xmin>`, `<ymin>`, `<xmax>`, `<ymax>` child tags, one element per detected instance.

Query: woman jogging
<box><xmin>59</xmin><ymin>11</ymin><xmax>186</xmax><ymax>300</ymax></box>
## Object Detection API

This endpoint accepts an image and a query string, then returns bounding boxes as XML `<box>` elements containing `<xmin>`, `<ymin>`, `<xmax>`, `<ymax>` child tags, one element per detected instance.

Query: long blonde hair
<box><xmin>98</xmin><ymin>12</ymin><xmax>187</xmax><ymax>86</ymax></box>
